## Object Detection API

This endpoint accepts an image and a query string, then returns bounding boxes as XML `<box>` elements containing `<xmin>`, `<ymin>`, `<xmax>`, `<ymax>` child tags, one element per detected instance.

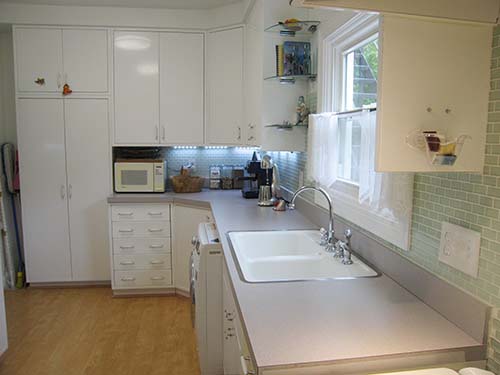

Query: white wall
<box><xmin>0</xmin><ymin>30</ymin><xmax>16</xmax><ymax>147</ymax></box>
<box><xmin>0</xmin><ymin>1</ymin><xmax>248</xmax><ymax>30</ymax></box>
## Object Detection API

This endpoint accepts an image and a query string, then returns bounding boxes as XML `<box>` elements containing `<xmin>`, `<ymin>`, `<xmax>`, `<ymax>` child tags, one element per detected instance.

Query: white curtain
<box><xmin>307</xmin><ymin>113</ymin><xmax>338</xmax><ymax>188</ymax></box>
<box><xmin>358</xmin><ymin>110</ymin><xmax>414</xmax><ymax>224</ymax></box>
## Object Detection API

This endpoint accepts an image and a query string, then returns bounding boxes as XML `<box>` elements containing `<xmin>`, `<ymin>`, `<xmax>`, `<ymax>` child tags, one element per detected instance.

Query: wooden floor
<box><xmin>0</xmin><ymin>287</ymin><xmax>201</xmax><ymax>375</ymax></box>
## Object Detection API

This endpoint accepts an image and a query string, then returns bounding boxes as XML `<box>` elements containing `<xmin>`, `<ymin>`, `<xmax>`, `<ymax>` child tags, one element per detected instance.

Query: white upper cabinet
<box><xmin>15</xmin><ymin>28</ymin><xmax>63</xmax><ymax>92</ymax></box>
<box><xmin>376</xmin><ymin>15</ymin><xmax>492</xmax><ymax>172</ymax></box>
<box><xmin>62</xmin><ymin>29</ymin><xmax>109</xmax><ymax>93</ymax></box>
<box><xmin>207</xmin><ymin>26</ymin><xmax>244</xmax><ymax>145</ymax></box>
<box><xmin>160</xmin><ymin>32</ymin><xmax>204</xmax><ymax>145</ymax></box>
<box><xmin>114</xmin><ymin>31</ymin><xmax>160</xmax><ymax>144</ymax></box>
<box><xmin>14</xmin><ymin>27</ymin><xmax>109</xmax><ymax>94</ymax></box>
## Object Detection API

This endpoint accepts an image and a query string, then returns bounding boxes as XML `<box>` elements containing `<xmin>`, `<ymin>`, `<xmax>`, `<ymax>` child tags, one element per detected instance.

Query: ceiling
<box><xmin>0</xmin><ymin>0</ymin><xmax>243</xmax><ymax>9</ymax></box>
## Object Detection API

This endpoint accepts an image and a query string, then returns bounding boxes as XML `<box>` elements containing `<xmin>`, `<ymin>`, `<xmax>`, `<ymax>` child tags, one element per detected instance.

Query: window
<box><xmin>343</xmin><ymin>37</ymin><xmax>378</xmax><ymax>111</ymax></box>
<box><xmin>309</xmin><ymin>13</ymin><xmax>414</xmax><ymax>251</ymax></box>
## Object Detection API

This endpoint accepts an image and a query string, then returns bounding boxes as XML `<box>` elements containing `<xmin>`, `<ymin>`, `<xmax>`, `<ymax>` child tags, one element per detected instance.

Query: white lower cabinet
<box><xmin>172</xmin><ymin>204</ymin><xmax>213</xmax><ymax>293</ymax></box>
<box><xmin>109</xmin><ymin>203</ymin><xmax>173</xmax><ymax>293</ymax></box>
<box><xmin>223</xmin><ymin>264</ymin><xmax>256</xmax><ymax>375</ymax></box>
<box><xmin>18</xmin><ymin>98</ymin><xmax>110</xmax><ymax>283</ymax></box>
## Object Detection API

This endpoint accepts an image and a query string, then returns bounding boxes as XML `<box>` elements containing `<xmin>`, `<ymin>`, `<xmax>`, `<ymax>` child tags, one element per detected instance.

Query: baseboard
<box><xmin>112</xmin><ymin>287</ymin><xmax>190</xmax><ymax>298</ymax></box>
<box><xmin>28</xmin><ymin>281</ymin><xmax>111</xmax><ymax>288</ymax></box>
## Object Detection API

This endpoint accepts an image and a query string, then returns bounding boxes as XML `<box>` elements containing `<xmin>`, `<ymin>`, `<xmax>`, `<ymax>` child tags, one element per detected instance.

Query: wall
<box><xmin>0</xmin><ymin>29</ymin><xmax>16</xmax><ymax>146</ymax></box>
<box><xmin>272</xmin><ymin>25</ymin><xmax>500</xmax><ymax>373</ymax></box>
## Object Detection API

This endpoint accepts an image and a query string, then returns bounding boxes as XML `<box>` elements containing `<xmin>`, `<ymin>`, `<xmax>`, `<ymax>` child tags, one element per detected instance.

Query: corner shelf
<box><xmin>264</xmin><ymin>74</ymin><xmax>316</xmax><ymax>84</ymax></box>
<box><xmin>265</xmin><ymin>123</ymin><xmax>308</xmax><ymax>131</ymax></box>
<box><xmin>265</xmin><ymin>21</ymin><xmax>320</xmax><ymax>36</ymax></box>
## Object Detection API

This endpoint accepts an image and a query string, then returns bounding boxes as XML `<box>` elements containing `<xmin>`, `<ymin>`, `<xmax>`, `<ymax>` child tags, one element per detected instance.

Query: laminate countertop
<box><xmin>108</xmin><ymin>191</ymin><xmax>484</xmax><ymax>371</ymax></box>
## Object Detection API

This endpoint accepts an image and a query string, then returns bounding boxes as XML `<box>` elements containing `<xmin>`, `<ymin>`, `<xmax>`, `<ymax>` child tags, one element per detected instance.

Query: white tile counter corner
<box><xmin>108</xmin><ymin>190</ymin><xmax>484</xmax><ymax>371</ymax></box>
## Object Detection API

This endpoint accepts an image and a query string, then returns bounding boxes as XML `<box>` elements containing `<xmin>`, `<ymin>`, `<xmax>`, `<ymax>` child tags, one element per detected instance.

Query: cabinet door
<box><xmin>376</xmin><ymin>15</ymin><xmax>492</xmax><ymax>172</ymax></box>
<box><xmin>207</xmin><ymin>27</ymin><xmax>244</xmax><ymax>145</ymax></box>
<box><xmin>0</xmin><ymin>270</ymin><xmax>7</xmax><ymax>356</ymax></box>
<box><xmin>15</xmin><ymin>28</ymin><xmax>63</xmax><ymax>92</ymax></box>
<box><xmin>244</xmin><ymin>25</ymin><xmax>262</xmax><ymax>146</ymax></box>
<box><xmin>17</xmin><ymin>99</ymin><xmax>71</xmax><ymax>282</ymax></box>
<box><xmin>172</xmin><ymin>205</ymin><xmax>212</xmax><ymax>293</ymax></box>
<box><xmin>114</xmin><ymin>31</ymin><xmax>159</xmax><ymax>144</ymax></box>
<box><xmin>62</xmin><ymin>29</ymin><xmax>109</xmax><ymax>93</ymax></box>
<box><xmin>65</xmin><ymin>99</ymin><xmax>111</xmax><ymax>281</ymax></box>
<box><xmin>160</xmin><ymin>32</ymin><xmax>204</xmax><ymax>145</ymax></box>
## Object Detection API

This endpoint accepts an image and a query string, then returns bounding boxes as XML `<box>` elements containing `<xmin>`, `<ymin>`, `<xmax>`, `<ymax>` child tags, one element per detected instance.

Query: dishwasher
<box><xmin>190</xmin><ymin>222</ymin><xmax>223</xmax><ymax>375</ymax></box>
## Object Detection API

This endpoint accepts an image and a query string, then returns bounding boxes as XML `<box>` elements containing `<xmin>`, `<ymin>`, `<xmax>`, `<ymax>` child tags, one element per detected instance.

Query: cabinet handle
<box><xmin>34</xmin><ymin>77</ymin><xmax>45</xmax><ymax>86</ymax></box>
<box><xmin>155</xmin><ymin>126</ymin><xmax>159</xmax><ymax>141</ymax></box>
<box><xmin>248</xmin><ymin>123</ymin><xmax>255</xmax><ymax>129</ymax></box>
<box><xmin>60</xmin><ymin>185</ymin><xmax>66</xmax><ymax>199</ymax></box>
<box><xmin>162</xmin><ymin>126</ymin><xmax>166</xmax><ymax>141</ymax></box>
<box><xmin>120</xmin><ymin>261</ymin><xmax>135</xmax><ymax>265</ymax></box>
<box><xmin>150</xmin><ymin>260</ymin><xmax>165</xmax><ymax>265</ymax></box>
<box><xmin>118</xmin><ymin>212</ymin><xmax>134</xmax><ymax>216</ymax></box>
<box><xmin>149</xmin><ymin>244</ymin><xmax>165</xmax><ymax>249</ymax></box>
<box><xmin>148</xmin><ymin>228</ymin><xmax>163</xmax><ymax>233</ymax></box>
<box><xmin>150</xmin><ymin>276</ymin><xmax>165</xmax><ymax>281</ymax></box>
<box><xmin>248</xmin><ymin>136</ymin><xmax>255</xmax><ymax>141</ymax></box>
<box><xmin>119</xmin><ymin>245</ymin><xmax>135</xmax><ymax>250</ymax></box>
<box><xmin>57</xmin><ymin>73</ymin><xmax>62</xmax><ymax>89</ymax></box>
<box><xmin>68</xmin><ymin>184</ymin><xmax>72</xmax><ymax>199</ymax></box>
<box><xmin>119</xmin><ymin>229</ymin><xmax>134</xmax><ymax>233</ymax></box>
<box><xmin>237</xmin><ymin>126</ymin><xmax>241</xmax><ymax>141</ymax></box>
<box><xmin>120</xmin><ymin>277</ymin><xmax>136</xmax><ymax>282</ymax></box>
<box><xmin>148</xmin><ymin>212</ymin><xmax>163</xmax><ymax>216</ymax></box>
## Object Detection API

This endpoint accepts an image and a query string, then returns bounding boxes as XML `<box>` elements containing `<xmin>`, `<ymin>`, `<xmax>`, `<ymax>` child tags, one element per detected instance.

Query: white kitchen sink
<box><xmin>227</xmin><ymin>230</ymin><xmax>380</xmax><ymax>283</ymax></box>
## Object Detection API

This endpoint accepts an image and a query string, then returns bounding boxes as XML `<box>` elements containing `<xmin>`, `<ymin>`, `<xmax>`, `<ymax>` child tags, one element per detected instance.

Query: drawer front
<box><xmin>114</xmin><ymin>270</ymin><xmax>172</xmax><ymax>288</ymax></box>
<box><xmin>113</xmin><ymin>238</ymin><xmax>171</xmax><ymax>254</ymax></box>
<box><xmin>111</xmin><ymin>204</ymin><xmax>170</xmax><ymax>222</ymax></box>
<box><xmin>112</xmin><ymin>221</ymin><xmax>170</xmax><ymax>238</ymax></box>
<box><xmin>114</xmin><ymin>253</ymin><xmax>171</xmax><ymax>270</ymax></box>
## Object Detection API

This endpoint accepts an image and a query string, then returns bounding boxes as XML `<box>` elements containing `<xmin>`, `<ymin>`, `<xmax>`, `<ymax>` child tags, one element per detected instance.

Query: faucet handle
<box><xmin>319</xmin><ymin>228</ymin><xmax>328</xmax><ymax>245</ymax></box>
<box><xmin>287</xmin><ymin>202</ymin><xmax>296</xmax><ymax>210</ymax></box>
<box><xmin>344</xmin><ymin>228</ymin><xmax>352</xmax><ymax>240</ymax></box>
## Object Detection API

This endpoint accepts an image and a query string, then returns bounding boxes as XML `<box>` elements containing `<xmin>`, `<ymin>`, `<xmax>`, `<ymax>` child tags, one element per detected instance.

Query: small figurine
<box><xmin>296</xmin><ymin>96</ymin><xmax>309</xmax><ymax>125</ymax></box>
<box><xmin>62</xmin><ymin>83</ymin><xmax>72</xmax><ymax>96</ymax></box>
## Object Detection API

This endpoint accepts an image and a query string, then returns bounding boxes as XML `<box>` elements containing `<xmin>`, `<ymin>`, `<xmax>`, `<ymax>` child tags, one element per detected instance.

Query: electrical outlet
<box><xmin>438</xmin><ymin>222</ymin><xmax>481</xmax><ymax>278</ymax></box>
<box><xmin>298</xmin><ymin>170</ymin><xmax>304</xmax><ymax>187</ymax></box>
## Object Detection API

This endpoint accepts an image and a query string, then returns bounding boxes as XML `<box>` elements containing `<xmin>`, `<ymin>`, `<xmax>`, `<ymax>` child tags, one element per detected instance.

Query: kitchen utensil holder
<box><xmin>406</xmin><ymin>129</ymin><xmax>471</xmax><ymax>166</ymax></box>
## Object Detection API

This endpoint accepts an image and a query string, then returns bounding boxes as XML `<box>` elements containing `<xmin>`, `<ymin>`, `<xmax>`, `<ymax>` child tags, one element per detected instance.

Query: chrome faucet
<box><xmin>288</xmin><ymin>186</ymin><xmax>335</xmax><ymax>252</ymax></box>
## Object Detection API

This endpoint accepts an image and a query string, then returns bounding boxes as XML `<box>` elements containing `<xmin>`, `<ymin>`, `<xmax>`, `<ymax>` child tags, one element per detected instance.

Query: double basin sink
<box><xmin>227</xmin><ymin>230</ymin><xmax>380</xmax><ymax>283</ymax></box>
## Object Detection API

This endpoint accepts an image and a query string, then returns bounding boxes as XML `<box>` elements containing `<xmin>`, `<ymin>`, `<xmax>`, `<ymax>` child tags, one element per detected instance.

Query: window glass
<box><xmin>343</xmin><ymin>38</ymin><xmax>378</xmax><ymax>111</ymax></box>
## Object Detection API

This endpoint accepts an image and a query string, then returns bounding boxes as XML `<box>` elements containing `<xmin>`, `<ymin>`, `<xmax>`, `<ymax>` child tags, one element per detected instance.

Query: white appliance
<box><xmin>190</xmin><ymin>222</ymin><xmax>223</xmax><ymax>375</ymax></box>
<box><xmin>114</xmin><ymin>159</ymin><xmax>166</xmax><ymax>193</ymax></box>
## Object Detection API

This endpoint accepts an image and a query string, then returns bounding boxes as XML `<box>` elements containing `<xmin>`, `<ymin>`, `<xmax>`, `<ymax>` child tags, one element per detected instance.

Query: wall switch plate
<box><xmin>438</xmin><ymin>222</ymin><xmax>481</xmax><ymax>278</ymax></box>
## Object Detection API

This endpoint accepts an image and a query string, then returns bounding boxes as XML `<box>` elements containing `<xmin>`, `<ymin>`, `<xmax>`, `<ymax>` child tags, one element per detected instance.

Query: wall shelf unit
<box><xmin>265</xmin><ymin>21</ymin><xmax>320</xmax><ymax>36</ymax></box>
<box><xmin>264</xmin><ymin>74</ymin><xmax>316</xmax><ymax>84</ymax></box>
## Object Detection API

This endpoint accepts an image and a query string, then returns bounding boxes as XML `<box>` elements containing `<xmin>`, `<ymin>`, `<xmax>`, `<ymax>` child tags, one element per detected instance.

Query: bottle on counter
<box><xmin>209</xmin><ymin>165</ymin><xmax>221</xmax><ymax>189</ymax></box>
<box><xmin>221</xmin><ymin>165</ymin><xmax>233</xmax><ymax>190</ymax></box>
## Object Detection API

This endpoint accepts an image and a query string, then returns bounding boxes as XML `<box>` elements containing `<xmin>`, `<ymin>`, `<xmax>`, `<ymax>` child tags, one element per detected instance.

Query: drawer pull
<box><xmin>150</xmin><ymin>260</ymin><xmax>165</xmax><ymax>265</ymax></box>
<box><xmin>148</xmin><ymin>228</ymin><xmax>164</xmax><ymax>233</ymax></box>
<box><xmin>119</xmin><ymin>245</ymin><xmax>135</xmax><ymax>250</ymax></box>
<box><xmin>150</xmin><ymin>276</ymin><xmax>165</xmax><ymax>281</ymax></box>
<box><xmin>118</xmin><ymin>212</ymin><xmax>134</xmax><ymax>216</ymax></box>
<box><xmin>148</xmin><ymin>212</ymin><xmax>163</xmax><ymax>216</ymax></box>
<box><xmin>120</xmin><ymin>277</ymin><xmax>136</xmax><ymax>282</ymax></box>
<box><xmin>120</xmin><ymin>261</ymin><xmax>135</xmax><ymax>266</ymax></box>
<box><xmin>149</xmin><ymin>244</ymin><xmax>164</xmax><ymax>249</ymax></box>
<box><xmin>118</xmin><ymin>229</ymin><xmax>134</xmax><ymax>233</ymax></box>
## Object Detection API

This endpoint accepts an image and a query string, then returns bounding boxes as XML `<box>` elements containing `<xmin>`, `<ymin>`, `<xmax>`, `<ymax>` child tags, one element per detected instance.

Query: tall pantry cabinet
<box><xmin>14</xmin><ymin>26</ymin><xmax>111</xmax><ymax>283</ymax></box>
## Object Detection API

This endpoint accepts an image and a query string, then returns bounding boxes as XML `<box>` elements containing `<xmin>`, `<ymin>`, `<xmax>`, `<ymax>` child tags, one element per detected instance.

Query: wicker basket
<box><xmin>171</xmin><ymin>175</ymin><xmax>204</xmax><ymax>193</ymax></box>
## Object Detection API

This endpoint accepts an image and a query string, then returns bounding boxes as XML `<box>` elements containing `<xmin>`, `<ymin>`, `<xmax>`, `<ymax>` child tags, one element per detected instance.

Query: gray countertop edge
<box><xmin>108</xmin><ymin>191</ymin><xmax>486</xmax><ymax>370</ymax></box>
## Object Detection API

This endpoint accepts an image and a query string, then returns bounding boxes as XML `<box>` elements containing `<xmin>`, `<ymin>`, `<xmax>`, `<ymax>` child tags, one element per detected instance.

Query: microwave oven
<box><xmin>114</xmin><ymin>159</ymin><xmax>166</xmax><ymax>193</ymax></box>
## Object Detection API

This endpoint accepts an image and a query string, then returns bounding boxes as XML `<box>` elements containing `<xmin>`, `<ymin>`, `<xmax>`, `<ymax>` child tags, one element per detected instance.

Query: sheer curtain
<box><xmin>307</xmin><ymin>113</ymin><xmax>338</xmax><ymax>188</ymax></box>
<box><xmin>358</xmin><ymin>110</ymin><xmax>414</xmax><ymax>226</ymax></box>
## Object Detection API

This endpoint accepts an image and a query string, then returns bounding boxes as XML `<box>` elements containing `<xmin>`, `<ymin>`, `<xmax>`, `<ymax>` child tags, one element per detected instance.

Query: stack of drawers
<box><xmin>110</xmin><ymin>204</ymin><xmax>173</xmax><ymax>291</ymax></box>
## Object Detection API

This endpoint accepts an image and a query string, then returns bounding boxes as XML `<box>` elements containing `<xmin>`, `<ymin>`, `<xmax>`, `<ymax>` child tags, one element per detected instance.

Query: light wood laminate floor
<box><xmin>0</xmin><ymin>287</ymin><xmax>200</xmax><ymax>375</ymax></box>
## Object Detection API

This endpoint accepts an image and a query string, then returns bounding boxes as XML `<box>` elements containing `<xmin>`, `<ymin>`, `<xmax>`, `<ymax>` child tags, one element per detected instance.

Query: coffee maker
<box><xmin>240</xmin><ymin>152</ymin><xmax>281</xmax><ymax>206</ymax></box>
